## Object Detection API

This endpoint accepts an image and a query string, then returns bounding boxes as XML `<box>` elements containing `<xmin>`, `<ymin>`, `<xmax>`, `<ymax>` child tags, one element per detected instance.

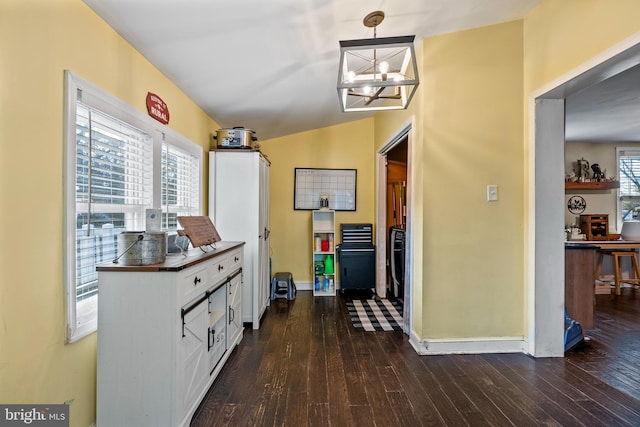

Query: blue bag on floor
<box><xmin>564</xmin><ymin>308</ymin><xmax>584</xmax><ymax>352</ymax></box>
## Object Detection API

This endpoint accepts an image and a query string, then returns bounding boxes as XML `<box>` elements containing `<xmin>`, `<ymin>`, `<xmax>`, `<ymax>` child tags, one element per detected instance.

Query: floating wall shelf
<box><xmin>565</xmin><ymin>181</ymin><xmax>619</xmax><ymax>190</ymax></box>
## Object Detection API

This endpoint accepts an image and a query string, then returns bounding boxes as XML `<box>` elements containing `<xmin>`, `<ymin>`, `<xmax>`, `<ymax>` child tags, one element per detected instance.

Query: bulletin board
<box><xmin>294</xmin><ymin>168</ymin><xmax>357</xmax><ymax>211</ymax></box>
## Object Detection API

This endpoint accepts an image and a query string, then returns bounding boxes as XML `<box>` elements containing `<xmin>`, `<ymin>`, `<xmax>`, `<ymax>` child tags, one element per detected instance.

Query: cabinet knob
<box><xmin>218</xmin><ymin>264</ymin><xmax>224</xmax><ymax>272</ymax></box>
<box><xmin>193</xmin><ymin>276</ymin><xmax>201</xmax><ymax>286</ymax></box>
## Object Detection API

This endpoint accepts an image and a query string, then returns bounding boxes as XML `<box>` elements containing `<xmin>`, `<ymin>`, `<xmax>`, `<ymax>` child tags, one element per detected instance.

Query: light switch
<box><xmin>487</xmin><ymin>185</ymin><xmax>498</xmax><ymax>201</ymax></box>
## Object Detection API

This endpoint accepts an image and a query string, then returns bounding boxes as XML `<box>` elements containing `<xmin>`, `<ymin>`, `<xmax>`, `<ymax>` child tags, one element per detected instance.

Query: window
<box><xmin>618</xmin><ymin>147</ymin><xmax>640</xmax><ymax>222</ymax></box>
<box><xmin>161</xmin><ymin>142</ymin><xmax>200</xmax><ymax>229</ymax></box>
<box><xmin>64</xmin><ymin>72</ymin><xmax>202</xmax><ymax>342</ymax></box>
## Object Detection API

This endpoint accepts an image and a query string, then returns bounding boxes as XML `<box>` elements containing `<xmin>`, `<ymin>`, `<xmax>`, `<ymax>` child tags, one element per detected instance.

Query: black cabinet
<box><xmin>337</xmin><ymin>247</ymin><xmax>376</xmax><ymax>290</ymax></box>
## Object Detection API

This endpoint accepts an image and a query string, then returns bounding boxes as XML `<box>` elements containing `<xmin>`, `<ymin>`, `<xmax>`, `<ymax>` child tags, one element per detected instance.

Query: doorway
<box><xmin>376</xmin><ymin>123</ymin><xmax>412</xmax><ymax>334</ymax></box>
<box><xmin>531</xmin><ymin>35</ymin><xmax>640</xmax><ymax>356</ymax></box>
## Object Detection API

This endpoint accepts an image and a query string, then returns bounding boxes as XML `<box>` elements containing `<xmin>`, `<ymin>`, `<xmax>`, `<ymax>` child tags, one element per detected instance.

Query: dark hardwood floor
<box><xmin>191</xmin><ymin>288</ymin><xmax>640</xmax><ymax>426</ymax></box>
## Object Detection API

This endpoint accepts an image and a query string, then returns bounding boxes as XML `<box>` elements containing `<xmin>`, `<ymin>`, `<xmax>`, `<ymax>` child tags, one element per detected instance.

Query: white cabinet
<box><xmin>209</xmin><ymin>150</ymin><xmax>270</xmax><ymax>329</ymax></box>
<box><xmin>312</xmin><ymin>210</ymin><xmax>336</xmax><ymax>296</ymax></box>
<box><xmin>96</xmin><ymin>242</ymin><xmax>244</xmax><ymax>427</ymax></box>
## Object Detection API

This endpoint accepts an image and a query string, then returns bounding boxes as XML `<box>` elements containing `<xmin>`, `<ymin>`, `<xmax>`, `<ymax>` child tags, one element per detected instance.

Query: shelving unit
<box><xmin>565</xmin><ymin>181</ymin><xmax>619</xmax><ymax>190</ymax></box>
<box><xmin>312</xmin><ymin>210</ymin><xmax>336</xmax><ymax>296</ymax></box>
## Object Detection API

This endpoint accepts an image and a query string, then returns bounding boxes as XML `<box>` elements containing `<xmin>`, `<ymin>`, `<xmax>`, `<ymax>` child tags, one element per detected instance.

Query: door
<box><xmin>227</xmin><ymin>272</ymin><xmax>243</xmax><ymax>347</ymax></box>
<box><xmin>257</xmin><ymin>155</ymin><xmax>270</xmax><ymax>323</ymax></box>
<box><xmin>178</xmin><ymin>299</ymin><xmax>208</xmax><ymax>418</ymax></box>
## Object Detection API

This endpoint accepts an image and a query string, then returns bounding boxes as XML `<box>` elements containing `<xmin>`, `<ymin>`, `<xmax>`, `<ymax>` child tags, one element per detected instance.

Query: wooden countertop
<box><xmin>96</xmin><ymin>241</ymin><xmax>245</xmax><ymax>272</ymax></box>
<box><xmin>565</xmin><ymin>240</ymin><xmax>640</xmax><ymax>250</ymax></box>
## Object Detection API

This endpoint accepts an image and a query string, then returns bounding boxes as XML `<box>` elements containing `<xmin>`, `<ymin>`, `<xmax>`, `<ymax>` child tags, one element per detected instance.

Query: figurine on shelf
<box><xmin>591</xmin><ymin>163</ymin><xmax>604</xmax><ymax>181</ymax></box>
<box><xmin>566</xmin><ymin>169</ymin><xmax>577</xmax><ymax>182</ymax></box>
<box><xmin>577</xmin><ymin>158</ymin><xmax>590</xmax><ymax>182</ymax></box>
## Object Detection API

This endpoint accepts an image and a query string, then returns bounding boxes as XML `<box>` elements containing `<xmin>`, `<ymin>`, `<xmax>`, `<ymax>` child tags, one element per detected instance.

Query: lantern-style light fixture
<box><xmin>337</xmin><ymin>11</ymin><xmax>419</xmax><ymax>112</ymax></box>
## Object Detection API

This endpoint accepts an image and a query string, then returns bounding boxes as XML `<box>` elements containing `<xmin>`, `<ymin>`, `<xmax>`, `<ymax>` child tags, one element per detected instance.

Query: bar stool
<box><xmin>594</xmin><ymin>249</ymin><xmax>640</xmax><ymax>295</ymax></box>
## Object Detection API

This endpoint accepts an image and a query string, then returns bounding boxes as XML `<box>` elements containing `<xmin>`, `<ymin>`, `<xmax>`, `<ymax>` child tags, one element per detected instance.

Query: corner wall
<box><xmin>260</xmin><ymin>119</ymin><xmax>376</xmax><ymax>285</ymax></box>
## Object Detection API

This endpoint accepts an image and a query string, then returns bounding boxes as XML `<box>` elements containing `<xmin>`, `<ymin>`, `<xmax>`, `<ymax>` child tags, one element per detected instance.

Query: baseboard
<box><xmin>409</xmin><ymin>331</ymin><xmax>526</xmax><ymax>355</ymax></box>
<box><xmin>296</xmin><ymin>280</ymin><xmax>312</xmax><ymax>291</ymax></box>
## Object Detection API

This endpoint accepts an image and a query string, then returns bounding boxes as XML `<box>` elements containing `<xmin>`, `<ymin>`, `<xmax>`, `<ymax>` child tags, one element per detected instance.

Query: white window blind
<box><xmin>161</xmin><ymin>142</ymin><xmax>200</xmax><ymax>230</ymax></box>
<box><xmin>73</xmin><ymin>103</ymin><xmax>153</xmax><ymax>335</ymax></box>
<box><xmin>619</xmin><ymin>149</ymin><xmax>640</xmax><ymax>196</ymax></box>
<box><xmin>617</xmin><ymin>148</ymin><xmax>640</xmax><ymax>222</ymax></box>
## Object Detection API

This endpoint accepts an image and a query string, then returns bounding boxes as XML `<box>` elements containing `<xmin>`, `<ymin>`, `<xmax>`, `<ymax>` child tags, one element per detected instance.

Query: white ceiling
<box><xmin>82</xmin><ymin>0</ymin><xmax>542</xmax><ymax>140</ymax></box>
<box><xmin>566</xmin><ymin>63</ymin><xmax>640</xmax><ymax>142</ymax></box>
<box><xmin>82</xmin><ymin>0</ymin><xmax>640</xmax><ymax>143</ymax></box>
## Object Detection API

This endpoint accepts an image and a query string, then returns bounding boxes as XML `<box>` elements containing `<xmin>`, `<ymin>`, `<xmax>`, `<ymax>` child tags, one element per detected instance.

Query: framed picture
<box><xmin>294</xmin><ymin>168</ymin><xmax>357</xmax><ymax>211</ymax></box>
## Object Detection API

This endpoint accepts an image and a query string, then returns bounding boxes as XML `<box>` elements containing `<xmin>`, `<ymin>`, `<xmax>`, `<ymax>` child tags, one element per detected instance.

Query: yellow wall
<box><xmin>375</xmin><ymin>21</ymin><xmax>525</xmax><ymax>339</ymax></box>
<box><xmin>374</xmin><ymin>22</ymin><xmax>526</xmax><ymax>341</ymax></box>
<box><xmin>0</xmin><ymin>1</ymin><xmax>218</xmax><ymax>426</ymax></box>
<box><xmin>421</xmin><ymin>21</ymin><xmax>525</xmax><ymax>338</ymax></box>
<box><xmin>523</xmin><ymin>0</ymin><xmax>640</xmax><ymax>96</ymax></box>
<box><xmin>261</xmin><ymin>119</ymin><xmax>376</xmax><ymax>282</ymax></box>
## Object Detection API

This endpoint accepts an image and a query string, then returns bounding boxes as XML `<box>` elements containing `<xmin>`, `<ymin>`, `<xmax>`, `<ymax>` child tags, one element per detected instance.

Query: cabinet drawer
<box><xmin>209</xmin><ymin>255</ymin><xmax>229</xmax><ymax>285</ymax></box>
<box><xmin>227</xmin><ymin>249</ymin><xmax>243</xmax><ymax>273</ymax></box>
<box><xmin>180</xmin><ymin>265</ymin><xmax>210</xmax><ymax>305</ymax></box>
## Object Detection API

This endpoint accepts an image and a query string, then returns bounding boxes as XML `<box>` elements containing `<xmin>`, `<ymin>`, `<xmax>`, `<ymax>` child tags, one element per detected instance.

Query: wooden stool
<box><xmin>594</xmin><ymin>250</ymin><xmax>640</xmax><ymax>295</ymax></box>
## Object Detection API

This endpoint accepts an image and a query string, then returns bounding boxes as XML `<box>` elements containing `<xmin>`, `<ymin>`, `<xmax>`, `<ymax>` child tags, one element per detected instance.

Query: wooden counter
<box><xmin>565</xmin><ymin>244</ymin><xmax>597</xmax><ymax>330</ymax></box>
<box><xmin>96</xmin><ymin>241</ymin><xmax>245</xmax><ymax>272</ymax></box>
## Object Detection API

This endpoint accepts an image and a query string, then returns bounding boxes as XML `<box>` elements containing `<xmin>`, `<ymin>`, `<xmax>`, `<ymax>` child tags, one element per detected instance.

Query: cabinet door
<box><xmin>178</xmin><ymin>299</ymin><xmax>209</xmax><ymax>420</ymax></box>
<box><xmin>257</xmin><ymin>157</ymin><xmax>270</xmax><ymax>323</ymax></box>
<box><xmin>227</xmin><ymin>273</ymin><xmax>243</xmax><ymax>347</ymax></box>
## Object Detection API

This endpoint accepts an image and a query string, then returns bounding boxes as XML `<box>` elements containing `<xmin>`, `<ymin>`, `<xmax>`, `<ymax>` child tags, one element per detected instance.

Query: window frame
<box><xmin>616</xmin><ymin>146</ymin><xmax>640</xmax><ymax>226</ymax></box>
<box><xmin>63</xmin><ymin>71</ymin><xmax>203</xmax><ymax>343</ymax></box>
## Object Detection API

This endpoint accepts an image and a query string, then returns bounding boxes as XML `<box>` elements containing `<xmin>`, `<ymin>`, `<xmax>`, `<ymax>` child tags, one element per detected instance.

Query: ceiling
<box><xmin>82</xmin><ymin>0</ymin><xmax>640</xmax><ymax>143</ymax></box>
<box><xmin>82</xmin><ymin>0</ymin><xmax>541</xmax><ymax>140</ymax></box>
<box><xmin>566</xmin><ymin>63</ymin><xmax>640</xmax><ymax>142</ymax></box>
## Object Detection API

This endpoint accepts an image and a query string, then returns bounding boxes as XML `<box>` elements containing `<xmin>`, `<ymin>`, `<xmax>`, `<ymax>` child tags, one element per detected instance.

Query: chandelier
<box><xmin>337</xmin><ymin>11</ymin><xmax>419</xmax><ymax>112</ymax></box>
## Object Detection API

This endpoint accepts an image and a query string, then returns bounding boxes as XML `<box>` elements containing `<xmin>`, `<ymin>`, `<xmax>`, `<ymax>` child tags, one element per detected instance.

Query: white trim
<box><xmin>375</xmin><ymin>155</ymin><xmax>388</xmax><ymax>298</ymax></box>
<box><xmin>379</xmin><ymin>119</ymin><xmax>412</xmax><ymax>155</ymax></box>
<box><xmin>409</xmin><ymin>331</ymin><xmax>526</xmax><ymax>355</ymax></box>
<box><xmin>525</xmin><ymin>94</ymin><xmax>536</xmax><ymax>357</ymax></box>
<box><xmin>530</xmin><ymin>32</ymin><xmax>640</xmax><ymax>100</ymax></box>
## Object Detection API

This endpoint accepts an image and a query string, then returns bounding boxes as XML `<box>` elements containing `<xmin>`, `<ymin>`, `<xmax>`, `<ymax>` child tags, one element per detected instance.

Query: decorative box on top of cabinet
<box><xmin>96</xmin><ymin>241</ymin><xmax>244</xmax><ymax>427</ymax></box>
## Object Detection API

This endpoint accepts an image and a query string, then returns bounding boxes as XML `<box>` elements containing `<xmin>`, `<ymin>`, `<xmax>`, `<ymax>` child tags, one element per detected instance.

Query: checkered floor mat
<box><xmin>346</xmin><ymin>299</ymin><xmax>403</xmax><ymax>332</ymax></box>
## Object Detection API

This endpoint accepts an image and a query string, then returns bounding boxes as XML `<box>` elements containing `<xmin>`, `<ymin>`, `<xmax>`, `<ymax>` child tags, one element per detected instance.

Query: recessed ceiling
<box><xmin>82</xmin><ymin>0</ymin><xmax>541</xmax><ymax>140</ymax></box>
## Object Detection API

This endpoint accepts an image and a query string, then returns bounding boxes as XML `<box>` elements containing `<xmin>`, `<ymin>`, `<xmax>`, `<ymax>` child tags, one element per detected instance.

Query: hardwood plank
<box><xmin>191</xmin><ymin>290</ymin><xmax>640</xmax><ymax>427</ymax></box>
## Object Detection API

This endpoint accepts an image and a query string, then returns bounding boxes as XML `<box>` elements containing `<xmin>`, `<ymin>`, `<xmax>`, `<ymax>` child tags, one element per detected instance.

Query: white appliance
<box><xmin>209</xmin><ymin>150</ymin><xmax>270</xmax><ymax>329</ymax></box>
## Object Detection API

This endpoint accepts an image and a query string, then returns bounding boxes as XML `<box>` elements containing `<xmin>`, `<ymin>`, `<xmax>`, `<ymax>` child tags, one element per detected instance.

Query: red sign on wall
<box><xmin>146</xmin><ymin>92</ymin><xmax>170</xmax><ymax>124</ymax></box>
